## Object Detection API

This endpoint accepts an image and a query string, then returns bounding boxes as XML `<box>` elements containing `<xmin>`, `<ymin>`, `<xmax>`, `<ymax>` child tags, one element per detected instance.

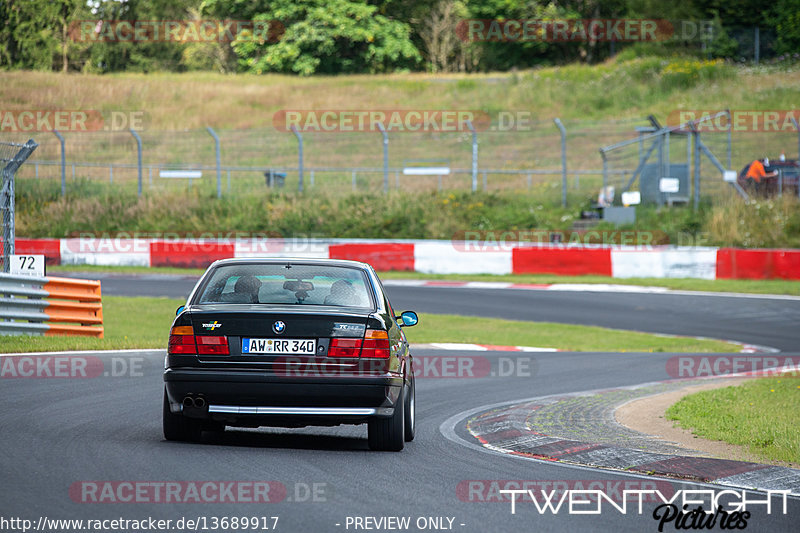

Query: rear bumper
<box><xmin>164</xmin><ymin>368</ymin><xmax>403</xmax><ymax>425</ymax></box>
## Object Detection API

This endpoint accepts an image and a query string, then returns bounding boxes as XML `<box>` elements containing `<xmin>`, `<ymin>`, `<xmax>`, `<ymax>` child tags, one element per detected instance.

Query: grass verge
<box><xmin>378</xmin><ymin>272</ymin><xmax>800</xmax><ymax>296</ymax></box>
<box><xmin>0</xmin><ymin>296</ymin><xmax>738</xmax><ymax>354</ymax></box>
<box><xmin>666</xmin><ymin>376</ymin><xmax>800</xmax><ymax>464</ymax></box>
<box><xmin>46</xmin><ymin>265</ymin><xmax>800</xmax><ymax>296</ymax></box>
<box><xmin>0</xmin><ymin>295</ymin><xmax>181</xmax><ymax>353</ymax></box>
<box><xmin>411</xmin><ymin>313</ymin><xmax>738</xmax><ymax>352</ymax></box>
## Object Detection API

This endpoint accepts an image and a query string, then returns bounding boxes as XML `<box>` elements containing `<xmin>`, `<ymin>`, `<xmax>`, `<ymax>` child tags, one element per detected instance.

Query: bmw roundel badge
<box><xmin>272</xmin><ymin>320</ymin><xmax>286</xmax><ymax>334</ymax></box>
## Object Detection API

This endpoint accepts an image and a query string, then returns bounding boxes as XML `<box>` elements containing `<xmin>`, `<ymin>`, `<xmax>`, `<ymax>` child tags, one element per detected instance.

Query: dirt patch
<box><xmin>615</xmin><ymin>378</ymin><xmax>798</xmax><ymax>468</ymax></box>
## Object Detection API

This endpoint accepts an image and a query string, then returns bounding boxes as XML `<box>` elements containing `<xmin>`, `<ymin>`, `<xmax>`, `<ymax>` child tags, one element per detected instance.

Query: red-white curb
<box><xmin>12</xmin><ymin>238</ymin><xmax>800</xmax><ymax>280</ymax></box>
<box><xmin>412</xmin><ymin>343</ymin><xmax>558</xmax><ymax>352</ymax></box>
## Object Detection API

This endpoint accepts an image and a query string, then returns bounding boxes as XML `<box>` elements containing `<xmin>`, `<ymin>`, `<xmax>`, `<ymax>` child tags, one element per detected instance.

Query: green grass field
<box><xmin>9</xmin><ymin>58</ymin><xmax>800</xmax><ymax>247</ymax></box>
<box><xmin>0</xmin><ymin>295</ymin><xmax>738</xmax><ymax>354</ymax></box>
<box><xmin>667</xmin><ymin>376</ymin><xmax>800</xmax><ymax>464</ymax></box>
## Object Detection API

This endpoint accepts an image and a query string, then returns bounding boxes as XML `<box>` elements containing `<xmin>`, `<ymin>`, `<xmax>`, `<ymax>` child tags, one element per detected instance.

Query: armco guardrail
<box><xmin>0</xmin><ymin>273</ymin><xmax>103</xmax><ymax>337</ymax></box>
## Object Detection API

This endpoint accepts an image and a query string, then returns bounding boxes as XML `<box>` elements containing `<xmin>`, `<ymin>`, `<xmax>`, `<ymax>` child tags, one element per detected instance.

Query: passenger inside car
<box><xmin>324</xmin><ymin>279</ymin><xmax>359</xmax><ymax>306</ymax></box>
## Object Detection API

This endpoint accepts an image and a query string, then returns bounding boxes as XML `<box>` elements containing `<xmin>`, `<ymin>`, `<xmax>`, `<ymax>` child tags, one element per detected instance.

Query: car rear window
<box><xmin>195</xmin><ymin>264</ymin><xmax>374</xmax><ymax>308</ymax></box>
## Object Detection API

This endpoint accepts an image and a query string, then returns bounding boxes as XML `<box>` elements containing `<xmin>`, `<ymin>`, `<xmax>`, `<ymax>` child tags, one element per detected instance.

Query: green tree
<box><xmin>0</xmin><ymin>0</ymin><xmax>84</xmax><ymax>70</ymax></box>
<box><xmin>83</xmin><ymin>0</ymin><xmax>199</xmax><ymax>73</ymax></box>
<box><xmin>772</xmin><ymin>0</ymin><xmax>800</xmax><ymax>56</ymax></box>
<box><xmin>203</xmin><ymin>0</ymin><xmax>420</xmax><ymax>75</ymax></box>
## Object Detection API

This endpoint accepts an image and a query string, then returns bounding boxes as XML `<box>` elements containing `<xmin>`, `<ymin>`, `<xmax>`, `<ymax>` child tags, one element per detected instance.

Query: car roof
<box><xmin>208</xmin><ymin>257</ymin><xmax>372</xmax><ymax>270</ymax></box>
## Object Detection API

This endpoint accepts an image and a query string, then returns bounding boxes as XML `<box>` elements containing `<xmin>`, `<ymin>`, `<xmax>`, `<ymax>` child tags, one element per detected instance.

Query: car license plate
<box><xmin>242</xmin><ymin>338</ymin><xmax>316</xmax><ymax>355</ymax></box>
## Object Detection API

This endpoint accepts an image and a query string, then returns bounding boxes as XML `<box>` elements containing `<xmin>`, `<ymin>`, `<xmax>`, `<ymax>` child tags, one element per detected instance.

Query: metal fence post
<box><xmin>754</xmin><ymin>26</ymin><xmax>760</xmax><ymax>65</ymax></box>
<box><xmin>554</xmin><ymin>118</ymin><xmax>567</xmax><ymax>207</ymax></box>
<box><xmin>53</xmin><ymin>130</ymin><xmax>66</xmax><ymax>196</ymax></box>
<box><xmin>466</xmin><ymin>120</ymin><xmax>478</xmax><ymax>192</ymax></box>
<box><xmin>290</xmin><ymin>125</ymin><xmax>304</xmax><ymax>192</ymax></box>
<box><xmin>600</xmin><ymin>150</ymin><xmax>608</xmax><ymax>191</ymax></box>
<box><xmin>376</xmin><ymin>123</ymin><xmax>389</xmax><ymax>193</ymax></box>
<box><xmin>657</xmin><ymin>134</ymin><xmax>664</xmax><ymax>206</ymax></box>
<box><xmin>1</xmin><ymin>139</ymin><xmax>38</xmax><ymax>272</ymax></box>
<box><xmin>791</xmin><ymin>117</ymin><xmax>800</xmax><ymax>160</ymax></box>
<box><xmin>693</xmin><ymin>130</ymin><xmax>701</xmax><ymax>210</ymax></box>
<box><xmin>687</xmin><ymin>130</ymin><xmax>692</xmax><ymax>199</ymax></box>
<box><xmin>726</xmin><ymin>109</ymin><xmax>732</xmax><ymax>169</ymax></box>
<box><xmin>129</xmin><ymin>129</ymin><xmax>143</xmax><ymax>196</ymax></box>
<box><xmin>206</xmin><ymin>127</ymin><xmax>222</xmax><ymax>198</ymax></box>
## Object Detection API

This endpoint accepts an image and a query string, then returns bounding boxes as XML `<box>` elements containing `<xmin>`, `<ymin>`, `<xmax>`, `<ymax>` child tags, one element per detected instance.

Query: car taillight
<box><xmin>361</xmin><ymin>329</ymin><xmax>390</xmax><ymax>358</ymax></box>
<box><xmin>196</xmin><ymin>335</ymin><xmax>230</xmax><ymax>355</ymax></box>
<box><xmin>169</xmin><ymin>326</ymin><xmax>197</xmax><ymax>355</ymax></box>
<box><xmin>168</xmin><ymin>326</ymin><xmax>229</xmax><ymax>356</ymax></box>
<box><xmin>329</xmin><ymin>338</ymin><xmax>362</xmax><ymax>358</ymax></box>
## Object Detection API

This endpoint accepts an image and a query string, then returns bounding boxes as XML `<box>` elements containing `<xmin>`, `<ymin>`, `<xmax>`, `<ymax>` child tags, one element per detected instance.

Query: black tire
<box><xmin>162</xmin><ymin>389</ymin><xmax>201</xmax><ymax>442</ymax></box>
<box><xmin>403</xmin><ymin>378</ymin><xmax>415</xmax><ymax>442</ymax></box>
<box><xmin>367</xmin><ymin>386</ymin><xmax>405</xmax><ymax>451</ymax></box>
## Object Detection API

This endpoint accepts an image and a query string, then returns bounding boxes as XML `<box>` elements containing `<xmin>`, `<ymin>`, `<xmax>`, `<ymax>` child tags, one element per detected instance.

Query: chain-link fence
<box><xmin>1</xmin><ymin>139</ymin><xmax>38</xmax><ymax>272</ymax></box>
<box><xmin>600</xmin><ymin>111</ymin><xmax>800</xmax><ymax>208</ymax></box>
<box><xmin>11</xmin><ymin>117</ymin><xmax>648</xmax><ymax>203</ymax></box>
<box><xmin>10</xmin><ymin>115</ymin><xmax>799</xmax><ymax>208</ymax></box>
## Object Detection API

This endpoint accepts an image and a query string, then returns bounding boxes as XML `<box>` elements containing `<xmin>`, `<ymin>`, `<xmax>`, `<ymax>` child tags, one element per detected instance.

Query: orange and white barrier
<box><xmin>0</xmin><ymin>273</ymin><xmax>103</xmax><ymax>338</ymax></box>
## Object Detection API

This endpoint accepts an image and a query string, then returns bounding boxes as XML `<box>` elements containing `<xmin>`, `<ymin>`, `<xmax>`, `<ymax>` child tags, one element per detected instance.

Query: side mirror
<box><xmin>398</xmin><ymin>311</ymin><xmax>418</xmax><ymax>327</ymax></box>
<box><xmin>176</xmin><ymin>305</ymin><xmax>185</xmax><ymax>316</ymax></box>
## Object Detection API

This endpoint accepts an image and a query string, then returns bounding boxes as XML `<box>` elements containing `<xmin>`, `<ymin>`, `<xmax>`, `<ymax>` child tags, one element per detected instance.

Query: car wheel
<box><xmin>367</xmin><ymin>387</ymin><xmax>405</xmax><ymax>451</ymax></box>
<box><xmin>162</xmin><ymin>389</ymin><xmax>201</xmax><ymax>442</ymax></box>
<box><xmin>404</xmin><ymin>378</ymin><xmax>415</xmax><ymax>442</ymax></box>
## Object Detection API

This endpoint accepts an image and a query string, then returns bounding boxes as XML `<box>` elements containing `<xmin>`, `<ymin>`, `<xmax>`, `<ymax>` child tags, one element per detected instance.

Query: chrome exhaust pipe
<box><xmin>182</xmin><ymin>396</ymin><xmax>194</xmax><ymax>408</ymax></box>
<box><xmin>194</xmin><ymin>397</ymin><xmax>206</xmax><ymax>409</ymax></box>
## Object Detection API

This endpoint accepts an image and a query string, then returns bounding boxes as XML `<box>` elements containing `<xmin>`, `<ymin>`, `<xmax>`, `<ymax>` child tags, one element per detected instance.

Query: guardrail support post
<box><xmin>206</xmin><ymin>127</ymin><xmax>222</xmax><ymax>198</ymax></box>
<box><xmin>53</xmin><ymin>130</ymin><xmax>66</xmax><ymax>196</ymax></box>
<box><xmin>129</xmin><ymin>129</ymin><xmax>143</xmax><ymax>196</ymax></box>
<box><xmin>554</xmin><ymin>118</ymin><xmax>567</xmax><ymax>207</ymax></box>
<box><xmin>466</xmin><ymin>120</ymin><xmax>478</xmax><ymax>192</ymax></box>
<box><xmin>290</xmin><ymin>125</ymin><xmax>304</xmax><ymax>192</ymax></box>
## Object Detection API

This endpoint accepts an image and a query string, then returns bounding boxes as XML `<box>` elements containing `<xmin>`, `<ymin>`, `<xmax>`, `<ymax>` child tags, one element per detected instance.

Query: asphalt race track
<box><xmin>61</xmin><ymin>272</ymin><xmax>800</xmax><ymax>351</ymax></box>
<box><xmin>2</xmin><ymin>273</ymin><xmax>799</xmax><ymax>532</ymax></box>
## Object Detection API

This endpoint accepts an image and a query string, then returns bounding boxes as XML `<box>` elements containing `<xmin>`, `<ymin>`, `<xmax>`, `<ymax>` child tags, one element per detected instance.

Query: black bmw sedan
<box><xmin>163</xmin><ymin>258</ymin><xmax>418</xmax><ymax>451</ymax></box>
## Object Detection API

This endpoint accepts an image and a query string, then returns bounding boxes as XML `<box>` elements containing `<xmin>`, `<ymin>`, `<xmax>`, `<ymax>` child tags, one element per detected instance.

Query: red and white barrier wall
<box><xmin>12</xmin><ymin>238</ymin><xmax>800</xmax><ymax>280</ymax></box>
